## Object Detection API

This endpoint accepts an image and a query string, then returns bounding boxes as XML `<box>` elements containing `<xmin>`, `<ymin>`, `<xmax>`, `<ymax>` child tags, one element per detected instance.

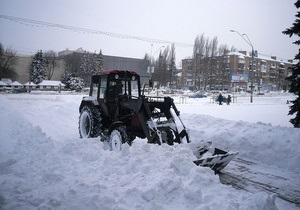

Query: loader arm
<box><xmin>119</xmin><ymin>96</ymin><xmax>162</xmax><ymax>144</ymax></box>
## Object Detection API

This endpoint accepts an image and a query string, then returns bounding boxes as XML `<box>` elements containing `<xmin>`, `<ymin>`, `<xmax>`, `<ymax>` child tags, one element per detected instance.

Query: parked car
<box><xmin>9</xmin><ymin>87</ymin><xmax>27</xmax><ymax>94</ymax></box>
<box><xmin>189</xmin><ymin>92</ymin><xmax>207</xmax><ymax>98</ymax></box>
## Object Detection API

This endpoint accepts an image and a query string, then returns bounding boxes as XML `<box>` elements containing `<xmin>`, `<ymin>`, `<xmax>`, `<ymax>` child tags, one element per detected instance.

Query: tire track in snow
<box><xmin>219</xmin><ymin>158</ymin><xmax>300</xmax><ymax>206</ymax></box>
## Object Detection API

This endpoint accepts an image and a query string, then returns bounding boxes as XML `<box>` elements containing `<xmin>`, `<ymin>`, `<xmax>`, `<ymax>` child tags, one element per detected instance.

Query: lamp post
<box><xmin>148</xmin><ymin>45</ymin><xmax>165</xmax><ymax>76</ymax></box>
<box><xmin>230</xmin><ymin>30</ymin><xmax>254</xmax><ymax>103</ymax></box>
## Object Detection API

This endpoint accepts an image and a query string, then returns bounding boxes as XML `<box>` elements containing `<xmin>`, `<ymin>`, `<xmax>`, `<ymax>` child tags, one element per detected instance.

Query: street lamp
<box><xmin>148</xmin><ymin>45</ymin><xmax>165</xmax><ymax>75</ymax></box>
<box><xmin>230</xmin><ymin>30</ymin><xmax>255</xmax><ymax>103</ymax></box>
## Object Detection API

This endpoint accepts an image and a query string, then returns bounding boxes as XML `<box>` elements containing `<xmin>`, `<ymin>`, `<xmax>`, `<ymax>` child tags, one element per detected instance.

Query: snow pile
<box><xmin>0</xmin><ymin>94</ymin><xmax>299</xmax><ymax>209</ymax></box>
<box><xmin>182</xmin><ymin>114</ymin><xmax>300</xmax><ymax>173</ymax></box>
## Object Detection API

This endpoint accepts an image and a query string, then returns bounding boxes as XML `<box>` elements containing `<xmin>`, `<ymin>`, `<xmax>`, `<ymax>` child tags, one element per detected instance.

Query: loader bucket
<box><xmin>190</xmin><ymin>141</ymin><xmax>238</xmax><ymax>173</ymax></box>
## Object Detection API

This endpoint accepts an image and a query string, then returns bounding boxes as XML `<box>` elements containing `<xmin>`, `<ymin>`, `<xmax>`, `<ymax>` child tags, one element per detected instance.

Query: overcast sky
<box><xmin>0</xmin><ymin>0</ymin><xmax>298</xmax><ymax>66</ymax></box>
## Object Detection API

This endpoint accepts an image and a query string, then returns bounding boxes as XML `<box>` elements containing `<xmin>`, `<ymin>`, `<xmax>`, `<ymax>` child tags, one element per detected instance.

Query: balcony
<box><xmin>238</xmin><ymin>55</ymin><xmax>245</xmax><ymax>64</ymax></box>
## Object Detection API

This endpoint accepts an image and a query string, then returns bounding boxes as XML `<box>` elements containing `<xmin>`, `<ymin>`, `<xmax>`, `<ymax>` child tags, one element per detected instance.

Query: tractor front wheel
<box><xmin>109</xmin><ymin>126</ymin><xmax>128</xmax><ymax>151</ymax></box>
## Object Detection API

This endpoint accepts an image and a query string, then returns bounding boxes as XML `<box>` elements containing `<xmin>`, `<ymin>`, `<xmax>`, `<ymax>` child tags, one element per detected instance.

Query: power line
<box><xmin>1</xmin><ymin>14</ymin><xmax>293</xmax><ymax>60</ymax></box>
<box><xmin>0</xmin><ymin>14</ymin><xmax>194</xmax><ymax>48</ymax></box>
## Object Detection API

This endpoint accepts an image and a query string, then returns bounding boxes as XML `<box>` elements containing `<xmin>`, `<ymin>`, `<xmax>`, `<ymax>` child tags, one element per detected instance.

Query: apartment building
<box><xmin>181</xmin><ymin>51</ymin><xmax>294</xmax><ymax>92</ymax></box>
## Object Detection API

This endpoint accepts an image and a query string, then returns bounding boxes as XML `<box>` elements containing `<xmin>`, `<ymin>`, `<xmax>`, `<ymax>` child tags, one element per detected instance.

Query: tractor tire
<box><xmin>160</xmin><ymin>128</ymin><xmax>174</xmax><ymax>145</ymax></box>
<box><xmin>79</xmin><ymin>106</ymin><xmax>102</xmax><ymax>138</ymax></box>
<box><xmin>109</xmin><ymin>126</ymin><xmax>128</xmax><ymax>151</ymax></box>
<box><xmin>165</xmin><ymin>129</ymin><xmax>175</xmax><ymax>145</ymax></box>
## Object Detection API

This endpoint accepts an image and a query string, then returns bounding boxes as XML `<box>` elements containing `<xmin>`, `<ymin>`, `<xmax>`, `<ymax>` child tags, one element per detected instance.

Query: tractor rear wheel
<box><xmin>109</xmin><ymin>126</ymin><xmax>128</xmax><ymax>151</ymax></box>
<box><xmin>79</xmin><ymin>106</ymin><xmax>102</xmax><ymax>138</ymax></box>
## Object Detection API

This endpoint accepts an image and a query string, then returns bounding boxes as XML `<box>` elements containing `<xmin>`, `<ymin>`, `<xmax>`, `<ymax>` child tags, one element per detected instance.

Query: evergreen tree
<box><xmin>283</xmin><ymin>0</ymin><xmax>300</xmax><ymax>128</ymax></box>
<box><xmin>80</xmin><ymin>51</ymin><xmax>91</xmax><ymax>76</ymax></box>
<box><xmin>29</xmin><ymin>50</ymin><xmax>46</xmax><ymax>84</ymax></box>
<box><xmin>91</xmin><ymin>50</ymin><xmax>106</xmax><ymax>73</ymax></box>
<box><xmin>97</xmin><ymin>50</ymin><xmax>106</xmax><ymax>72</ymax></box>
<box><xmin>61</xmin><ymin>70</ymin><xmax>73</xmax><ymax>89</ymax></box>
<box><xmin>61</xmin><ymin>70</ymin><xmax>84</xmax><ymax>90</ymax></box>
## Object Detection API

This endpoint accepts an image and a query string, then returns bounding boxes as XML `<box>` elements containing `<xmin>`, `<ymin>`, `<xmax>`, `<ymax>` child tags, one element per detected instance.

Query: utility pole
<box><xmin>230</xmin><ymin>30</ymin><xmax>255</xmax><ymax>103</ymax></box>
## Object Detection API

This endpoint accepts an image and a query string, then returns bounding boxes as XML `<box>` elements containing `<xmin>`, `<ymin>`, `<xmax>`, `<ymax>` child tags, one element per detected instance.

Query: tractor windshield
<box><xmin>107</xmin><ymin>71</ymin><xmax>140</xmax><ymax>98</ymax></box>
<box><xmin>130</xmin><ymin>79</ymin><xmax>139</xmax><ymax>97</ymax></box>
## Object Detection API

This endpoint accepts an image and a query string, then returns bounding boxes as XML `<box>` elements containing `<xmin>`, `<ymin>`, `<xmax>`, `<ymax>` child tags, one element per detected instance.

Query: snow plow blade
<box><xmin>191</xmin><ymin>142</ymin><xmax>238</xmax><ymax>173</ymax></box>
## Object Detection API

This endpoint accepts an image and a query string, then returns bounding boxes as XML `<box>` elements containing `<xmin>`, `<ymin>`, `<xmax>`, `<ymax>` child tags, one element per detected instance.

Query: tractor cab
<box><xmin>88</xmin><ymin>70</ymin><xmax>142</xmax><ymax>118</ymax></box>
<box><xmin>89</xmin><ymin>70</ymin><xmax>141</xmax><ymax>102</ymax></box>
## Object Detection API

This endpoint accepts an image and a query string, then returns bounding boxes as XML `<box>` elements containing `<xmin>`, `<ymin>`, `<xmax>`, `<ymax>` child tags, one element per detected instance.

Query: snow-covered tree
<box><xmin>81</xmin><ymin>50</ymin><xmax>106</xmax><ymax>75</ymax></box>
<box><xmin>61</xmin><ymin>70</ymin><xmax>84</xmax><ymax>90</ymax></box>
<box><xmin>92</xmin><ymin>50</ymin><xmax>105</xmax><ymax>72</ymax></box>
<box><xmin>29</xmin><ymin>50</ymin><xmax>46</xmax><ymax>84</ymax></box>
<box><xmin>80</xmin><ymin>51</ymin><xmax>91</xmax><ymax>76</ymax></box>
<box><xmin>283</xmin><ymin>0</ymin><xmax>300</xmax><ymax>128</ymax></box>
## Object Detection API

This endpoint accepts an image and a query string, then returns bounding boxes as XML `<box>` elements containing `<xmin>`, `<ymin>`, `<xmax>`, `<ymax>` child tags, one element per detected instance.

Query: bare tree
<box><xmin>0</xmin><ymin>43</ymin><xmax>18</xmax><ymax>80</ymax></box>
<box><xmin>142</xmin><ymin>53</ymin><xmax>151</xmax><ymax>75</ymax></box>
<box><xmin>230</xmin><ymin>45</ymin><xmax>237</xmax><ymax>52</ymax></box>
<box><xmin>44</xmin><ymin>50</ymin><xmax>58</xmax><ymax>80</ymax></box>
<box><xmin>209</xmin><ymin>36</ymin><xmax>219</xmax><ymax>89</ymax></box>
<box><xmin>218</xmin><ymin>44</ymin><xmax>229</xmax><ymax>56</ymax></box>
<box><xmin>153</xmin><ymin>47</ymin><xmax>170</xmax><ymax>87</ymax></box>
<box><xmin>202</xmin><ymin>37</ymin><xmax>212</xmax><ymax>89</ymax></box>
<box><xmin>168</xmin><ymin>43</ymin><xmax>176</xmax><ymax>88</ymax></box>
<box><xmin>193</xmin><ymin>34</ymin><xmax>205</xmax><ymax>90</ymax></box>
<box><xmin>204</xmin><ymin>38</ymin><xmax>211</xmax><ymax>58</ymax></box>
<box><xmin>210</xmin><ymin>36</ymin><xmax>218</xmax><ymax>57</ymax></box>
<box><xmin>63</xmin><ymin>52</ymin><xmax>81</xmax><ymax>75</ymax></box>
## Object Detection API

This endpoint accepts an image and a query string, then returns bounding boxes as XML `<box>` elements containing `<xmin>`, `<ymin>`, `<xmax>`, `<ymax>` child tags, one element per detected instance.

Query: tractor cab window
<box><xmin>90</xmin><ymin>75</ymin><xmax>100</xmax><ymax>97</ymax></box>
<box><xmin>131</xmin><ymin>79</ymin><xmax>139</xmax><ymax>97</ymax></box>
<box><xmin>90</xmin><ymin>83</ymin><xmax>98</xmax><ymax>97</ymax></box>
<box><xmin>107</xmin><ymin>80</ymin><xmax>125</xmax><ymax>101</ymax></box>
<box><xmin>90</xmin><ymin>75</ymin><xmax>107</xmax><ymax>100</ymax></box>
<box><xmin>99</xmin><ymin>78</ymin><xmax>107</xmax><ymax>99</ymax></box>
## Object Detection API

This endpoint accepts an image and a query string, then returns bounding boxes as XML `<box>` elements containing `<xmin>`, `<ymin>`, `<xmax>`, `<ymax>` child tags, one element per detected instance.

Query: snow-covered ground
<box><xmin>0</xmin><ymin>92</ymin><xmax>299</xmax><ymax>210</ymax></box>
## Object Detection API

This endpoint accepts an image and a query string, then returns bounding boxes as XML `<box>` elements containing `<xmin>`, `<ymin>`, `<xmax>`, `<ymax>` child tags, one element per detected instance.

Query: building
<box><xmin>58</xmin><ymin>48</ymin><xmax>148</xmax><ymax>84</ymax></box>
<box><xmin>13</xmin><ymin>48</ymin><xmax>148</xmax><ymax>85</ymax></box>
<box><xmin>181</xmin><ymin>51</ymin><xmax>294</xmax><ymax>92</ymax></box>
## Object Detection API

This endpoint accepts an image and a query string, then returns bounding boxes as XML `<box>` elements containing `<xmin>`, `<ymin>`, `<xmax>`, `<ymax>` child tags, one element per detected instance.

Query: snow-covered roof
<box><xmin>0</xmin><ymin>81</ymin><xmax>8</xmax><ymax>86</ymax></box>
<box><xmin>227</xmin><ymin>51</ymin><xmax>295</xmax><ymax>64</ymax></box>
<box><xmin>38</xmin><ymin>80</ymin><xmax>65</xmax><ymax>87</ymax></box>
<box><xmin>227</xmin><ymin>52</ymin><xmax>248</xmax><ymax>57</ymax></box>
<box><xmin>23</xmin><ymin>82</ymin><xmax>37</xmax><ymax>86</ymax></box>
<box><xmin>10</xmin><ymin>81</ymin><xmax>23</xmax><ymax>86</ymax></box>
<box><xmin>0</xmin><ymin>78</ymin><xmax>12</xmax><ymax>85</ymax></box>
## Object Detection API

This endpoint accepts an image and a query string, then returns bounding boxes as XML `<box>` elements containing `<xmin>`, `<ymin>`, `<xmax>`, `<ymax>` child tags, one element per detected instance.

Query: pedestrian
<box><xmin>227</xmin><ymin>95</ymin><xmax>231</xmax><ymax>105</ymax></box>
<box><xmin>217</xmin><ymin>93</ymin><xmax>223</xmax><ymax>105</ymax></box>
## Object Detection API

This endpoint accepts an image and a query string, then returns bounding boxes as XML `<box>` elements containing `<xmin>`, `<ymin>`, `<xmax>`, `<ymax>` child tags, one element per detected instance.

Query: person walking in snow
<box><xmin>217</xmin><ymin>93</ymin><xmax>223</xmax><ymax>105</ymax></box>
<box><xmin>227</xmin><ymin>95</ymin><xmax>231</xmax><ymax>105</ymax></box>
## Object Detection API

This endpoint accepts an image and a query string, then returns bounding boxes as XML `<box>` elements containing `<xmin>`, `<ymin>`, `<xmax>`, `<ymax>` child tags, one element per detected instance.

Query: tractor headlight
<box><xmin>131</xmin><ymin>76</ymin><xmax>136</xmax><ymax>80</ymax></box>
<box><xmin>114</xmin><ymin>74</ymin><xmax>119</xmax><ymax>79</ymax></box>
